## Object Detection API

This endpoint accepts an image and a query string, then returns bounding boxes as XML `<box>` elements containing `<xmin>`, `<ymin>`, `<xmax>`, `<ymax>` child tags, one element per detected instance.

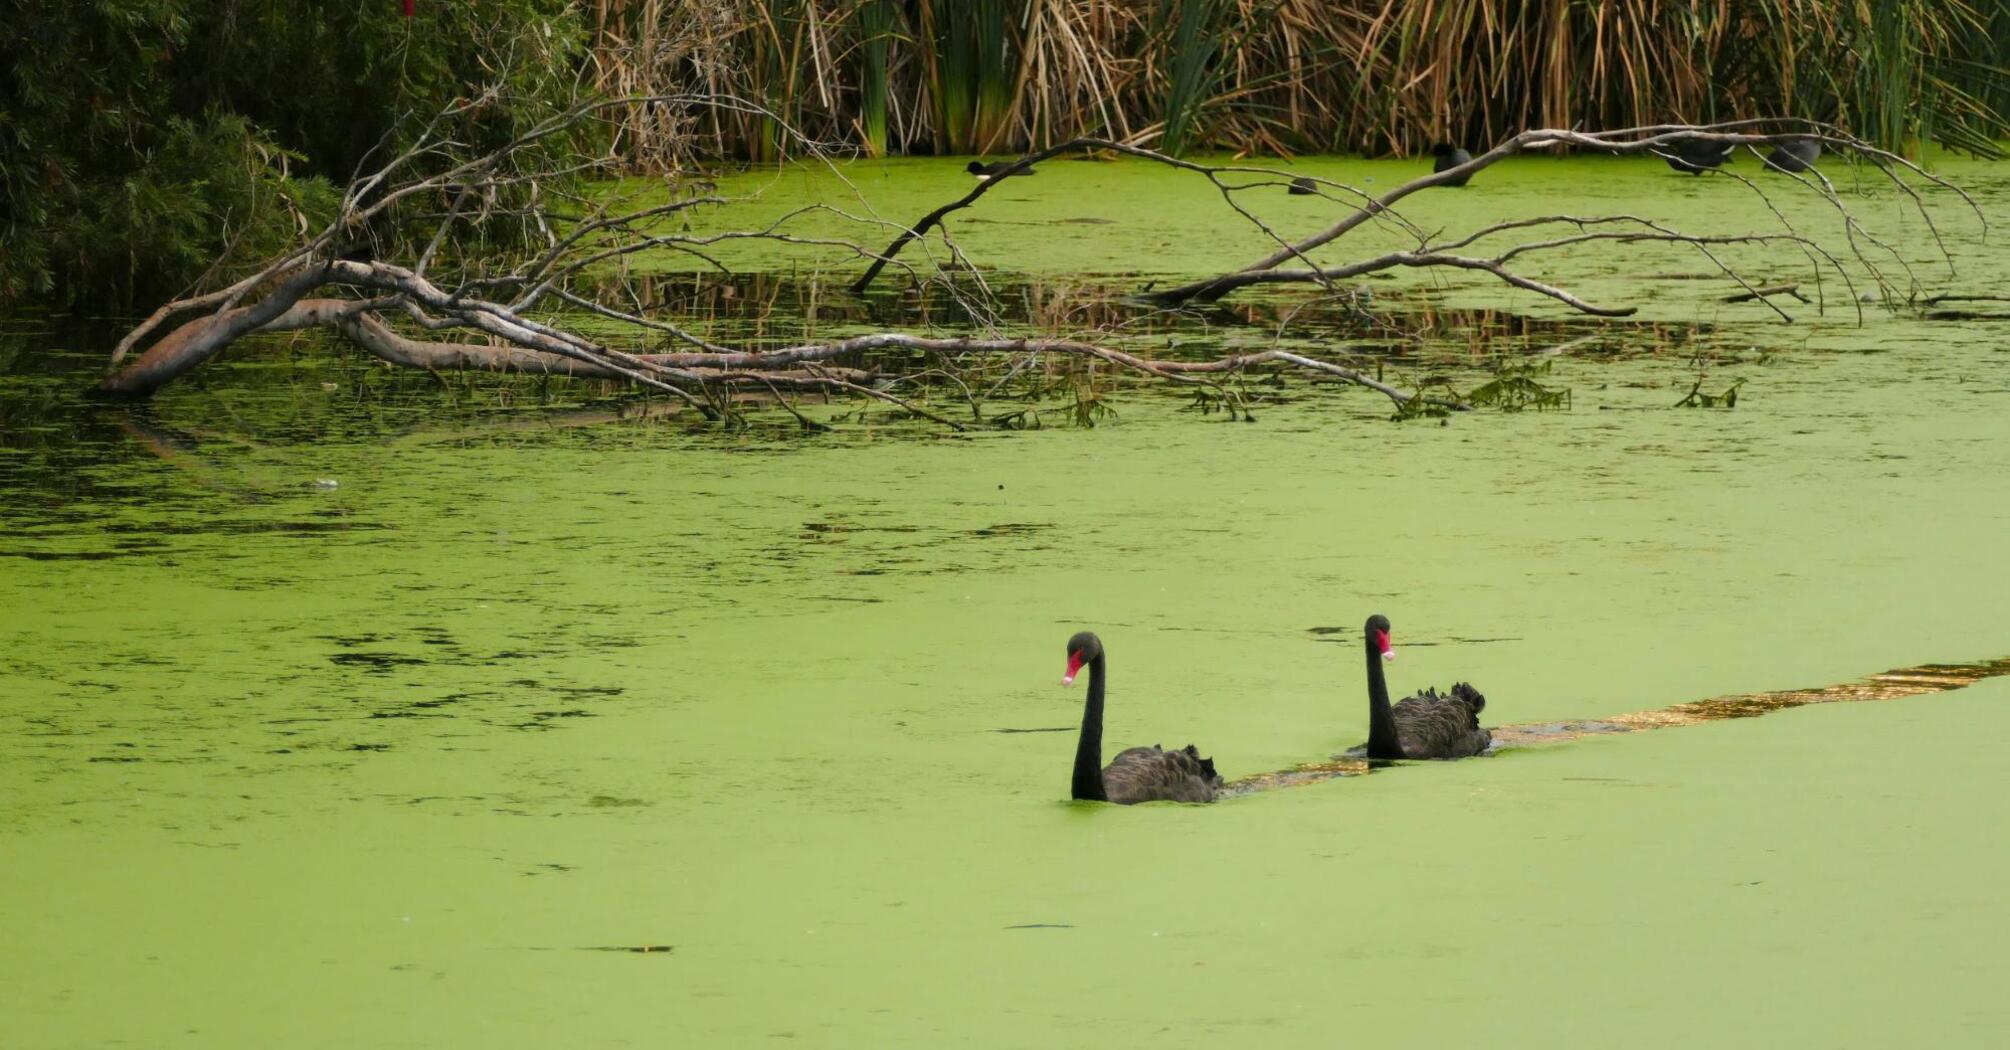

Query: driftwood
<box><xmin>95</xmin><ymin>95</ymin><xmax>1982</xmax><ymax>428</ymax></box>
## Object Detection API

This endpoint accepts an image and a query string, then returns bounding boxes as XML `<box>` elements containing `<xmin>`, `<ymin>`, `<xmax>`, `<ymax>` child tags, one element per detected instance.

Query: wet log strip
<box><xmin>1492</xmin><ymin>657</ymin><xmax>2010</xmax><ymax>747</ymax></box>
<box><xmin>1226</xmin><ymin>656</ymin><xmax>2010</xmax><ymax>796</ymax></box>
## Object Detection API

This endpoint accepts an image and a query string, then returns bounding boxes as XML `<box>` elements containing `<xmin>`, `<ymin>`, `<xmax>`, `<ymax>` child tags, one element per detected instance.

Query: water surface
<box><xmin>3</xmin><ymin>155</ymin><xmax>2009</xmax><ymax>1047</ymax></box>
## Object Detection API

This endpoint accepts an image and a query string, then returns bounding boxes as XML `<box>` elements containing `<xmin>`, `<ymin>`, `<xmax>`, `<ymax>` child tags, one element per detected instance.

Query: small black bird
<box><xmin>1431</xmin><ymin>143</ymin><xmax>1473</xmax><ymax>187</ymax></box>
<box><xmin>1661</xmin><ymin>138</ymin><xmax>1736</xmax><ymax>175</ymax></box>
<box><xmin>967</xmin><ymin>160</ymin><xmax>1036</xmax><ymax>179</ymax></box>
<box><xmin>1288</xmin><ymin>176</ymin><xmax>1318</xmax><ymax>195</ymax></box>
<box><xmin>1764</xmin><ymin>138</ymin><xmax>1821</xmax><ymax>174</ymax></box>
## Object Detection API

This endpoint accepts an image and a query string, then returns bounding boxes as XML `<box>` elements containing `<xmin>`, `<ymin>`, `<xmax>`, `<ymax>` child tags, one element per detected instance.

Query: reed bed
<box><xmin>586</xmin><ymin>0</ymin><xmax>2007</xmax><ymax>165</ymax></box>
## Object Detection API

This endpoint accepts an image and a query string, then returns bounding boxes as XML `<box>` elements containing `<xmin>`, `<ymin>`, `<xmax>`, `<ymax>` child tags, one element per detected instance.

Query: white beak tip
<box><xmin>1382</xmin><ymin>650</ymin><xmax>1396</xmax><ymax>662</ymax></box>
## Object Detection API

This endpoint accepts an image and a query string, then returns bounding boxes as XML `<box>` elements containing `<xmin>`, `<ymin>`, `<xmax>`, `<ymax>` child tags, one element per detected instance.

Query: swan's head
<box><xmin>965</xmin><ymin>161</ymin><xmax>989</xmax><ymax>176</ymax></box>
<box><xmin>1063</xmin><ymin>631</ymin><xmax>1104</xmax><ymax>685</ymax></box>
<box><xmin>1365</xmin><ymin>614</ymin><xmax>1394</xmax><ymax>662</ymax></box>
<box><xmin>1430</xmin><ymin>142</ymin><xmax>1461</xmax><ymax>159</ymax></box>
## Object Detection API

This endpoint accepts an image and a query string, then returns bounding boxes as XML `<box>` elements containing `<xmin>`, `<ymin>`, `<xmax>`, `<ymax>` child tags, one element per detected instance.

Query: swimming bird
<box><xmin>1288</xmin><ymin>176</ymin><xmax>1318</xmax><ymax>195</ymax></box>
<box><xmin>1062</xmin><ymin>631</ymin><xmax>1222</xmax><ymax>804</ymax></box>
<box><xmin>967</xmin><ymin>159</ymin><xmax>1036</xmax><ymax>180</ymax></box>
<box><xmin>1764</xmin><ymin>138</ymin><xmax>1821</xmax><ymax>174</ymax></box>
<box><xmin>1362</xmin><ymin>614</ymin><xmax>1492</xmax><ymax>759</ymax></box>
<box><xmin>1432</xmin><ymin>143</ymin><xmax>1474</xmax><ymax>187</ymax></box>
<box><xmin>1660</xmin><ymin>138</ymin><xmax>1736</xmax><ymax>174</ymax></box>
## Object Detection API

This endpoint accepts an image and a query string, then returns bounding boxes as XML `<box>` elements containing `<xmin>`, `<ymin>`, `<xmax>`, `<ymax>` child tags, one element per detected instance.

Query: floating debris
<box><xmin>1226</xmin><ymin>655</ymin><xmax>2010</xmax><ymax>796</ymax></box>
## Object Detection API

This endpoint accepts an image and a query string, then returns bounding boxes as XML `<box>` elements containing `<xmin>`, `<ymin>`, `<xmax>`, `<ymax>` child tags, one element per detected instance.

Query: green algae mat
<box><xmin>4</xmin><ymin>155</ymin><xmax>2009</xmax><ymax>1048</ymax></box>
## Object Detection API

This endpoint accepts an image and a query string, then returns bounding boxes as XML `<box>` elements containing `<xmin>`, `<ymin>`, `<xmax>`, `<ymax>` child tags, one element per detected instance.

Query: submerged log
<box><xmin>93</xmin><ymin>266</ymin><xmax>336</xmax><ymax>399</ymax></box>
<box><xmin>95</xmin><ymin>298</ymin><xmax>876</xmax><ymax>397</ymax></box>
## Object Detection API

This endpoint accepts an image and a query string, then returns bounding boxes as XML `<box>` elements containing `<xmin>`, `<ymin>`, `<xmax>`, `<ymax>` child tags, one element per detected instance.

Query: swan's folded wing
<box><xmin>1103</xmin><ymin>745</ymin><xmax>1223</xmax><ymax>804</ymax></box>
<box><xmin>1392</xmin><ymin>688</ymin><xmax>1492</xmax><ymax>759</ymax></box>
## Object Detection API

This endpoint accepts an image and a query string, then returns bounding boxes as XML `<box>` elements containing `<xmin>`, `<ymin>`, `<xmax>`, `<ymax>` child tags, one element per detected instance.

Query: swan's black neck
<box><xmin>1071</xmin><ymin>653</ymin><xmax>1109</xmax><ymax>801</ymax></box>
<box><xmin>1366</xmin><ymin>631</ymin><xmax>1401</xmax><ymax>759</ymax></box>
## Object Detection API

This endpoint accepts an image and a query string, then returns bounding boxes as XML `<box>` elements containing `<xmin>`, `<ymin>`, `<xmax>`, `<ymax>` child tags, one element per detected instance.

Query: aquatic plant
<box><xmin>1675</xmin><ymin>377</ymin><xmax>1745</xmax><ymax>408</ymax></box>
<box><xmin>1155</xmin><ymin>0</ymin><xmax>1230</xmax><ymax>156</ymax></box>
<box><xmin>1465</xmin><ymin>361</ymin><xmax>1572</xmax><ymax>413</ymax></box>
<box><xmin>853</xmin><ymin>0</ymin><xmax>897</xmax><ymax>157</ymax></box>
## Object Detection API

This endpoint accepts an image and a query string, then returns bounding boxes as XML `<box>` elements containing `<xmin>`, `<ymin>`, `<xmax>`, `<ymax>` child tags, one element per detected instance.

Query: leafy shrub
<box><xmin>0</xmin><ymin>0</ymin><xmax>583</xmax><ymax>308</ymax></box>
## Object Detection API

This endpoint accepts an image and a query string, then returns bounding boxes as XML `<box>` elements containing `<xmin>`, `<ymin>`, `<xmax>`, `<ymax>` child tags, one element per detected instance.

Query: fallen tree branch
<box><xmin>849</xmin><ymin>135</ymin><xmax>1417</xmax><ymax>294</ymax></box>
<box><xmin>97</xmin><ymin>293</ymin><xmax>1461</xmax><ymax>415</ymax></box>
<box><xmin>96</xmin><ymin>264</ymin><xmax>335</xmax><ymax>397</ymax></box>
<box><xmin>93</xmin><ymin>93</ymin><xmax>1977</xmax><ymax>431</ymax></box>
<box><xmin>1142</xmin><ymin>120</ymin><xmax>1979</xmax><ymax>307</ymax></box>
<box><xmin>851</xmin><ymin>121</ymin><xmax>1972</xmax><ymax>321</ymax></box>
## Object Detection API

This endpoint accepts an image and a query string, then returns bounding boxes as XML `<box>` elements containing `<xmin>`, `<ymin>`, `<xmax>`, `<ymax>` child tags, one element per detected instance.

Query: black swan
<box><xmin>1288</xmin><ymin>176</ymin><xmax>1318</xmax><ymax>195</ymax></box>
<box><xmin>1363</xmin><ymin>614</ymin><xmax>1492</xmax><ymax>759</ymax></box>
<box><xmin>1764</xmin><ymin>138</ymin><xmax>1821</xmax><ymax>174</ymax></box>
<box><xmin>1063</xmin><ymin>631</ymin><xmax>1222</xmax><ymax>804</ymax></box>
<box><xmin>1431</xmin><ymin>143</ymin><xmax>1473</xmax><ymax>186</ymax></box>
<box><xmin>1661</xmin><ymin>138</ymin><xmax>1735</xmax><ymax>174</ymax></box>
<box><xmin>967</xmin><ymin>159</ymin><xmax>1036</xmax><ymax>179</ymax></box>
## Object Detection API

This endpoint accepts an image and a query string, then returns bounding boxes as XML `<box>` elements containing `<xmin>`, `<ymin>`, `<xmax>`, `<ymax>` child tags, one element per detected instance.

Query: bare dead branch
<box><xmin>1137</xmin><ymin>121</ymin><xmax>1975</xmax><ymax>309</ymax></box>
<box><xmin>97</xmin><ymin>94</ymin><xmax>1980</xmax><ymax>433</ymax></box>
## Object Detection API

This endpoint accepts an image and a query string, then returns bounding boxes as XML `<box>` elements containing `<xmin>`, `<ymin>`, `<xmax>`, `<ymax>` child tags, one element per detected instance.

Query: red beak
<box><xmin>1374</xmin><ymin>629</ymin><xmax>1394</xmax><ymax>661</ymax></box>
<box><xmin>1063</xmin><ymin>651</ymin><xmax>1085</xmax><ymax>686</ymax></box>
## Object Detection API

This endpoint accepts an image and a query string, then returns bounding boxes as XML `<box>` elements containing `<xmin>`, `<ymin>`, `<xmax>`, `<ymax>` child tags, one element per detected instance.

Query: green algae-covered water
<box><xmin>4</xmin><ymin>156</ymin><xmax>2010</xmax><ymax>1047</ymax></box>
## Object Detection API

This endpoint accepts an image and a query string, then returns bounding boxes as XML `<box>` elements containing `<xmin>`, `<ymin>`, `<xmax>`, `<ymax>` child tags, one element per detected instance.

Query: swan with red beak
<box><xmin>1059</xmin><ymin>631</ymin><xmax>1222</xmax><ymax>804</ymax></box>
<box><xmin>1362</xmin><ymin>614</ymin><xmax>1492</xmax><ymax>760</ymax></box>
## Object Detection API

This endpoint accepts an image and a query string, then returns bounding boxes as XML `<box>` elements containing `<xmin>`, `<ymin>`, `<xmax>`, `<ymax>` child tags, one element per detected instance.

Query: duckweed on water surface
<box><xmin>3</xmin><ymin>156</ymin><xmax>2009</xmax><ymax>1048</ymax></box>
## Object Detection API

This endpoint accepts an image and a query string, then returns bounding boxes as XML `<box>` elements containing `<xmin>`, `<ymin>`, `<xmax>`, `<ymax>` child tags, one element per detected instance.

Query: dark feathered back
<box><xmin>1431</xmin><ymin>144</ymin><xmax>1473</xmax><ymax>186</ymax></box>
<box><xmin>1389</xmin><ymin>681</ymin><xmax>1492</xmax><ymax>758</ymax></box>
<box><xmin>1764</xmin><ymin>139</ymin><xmax>1820</xmax><ymax>173</ymax></box>
<box><xmin>1101</xmin><ymin>744</ymin><xmax>1223</xmax><ymax>804</ymax></box>
<box><xmin>1662</xmin><ymin>139</ymin><xmax>1735</xmax><ymax>174</ymax></box>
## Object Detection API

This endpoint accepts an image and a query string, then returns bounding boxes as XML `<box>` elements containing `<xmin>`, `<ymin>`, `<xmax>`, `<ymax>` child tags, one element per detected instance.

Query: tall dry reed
<box><xmin>586</xmin><ymin>0</ymin><xmax>2010</xmax><ymax>166</ymax></box>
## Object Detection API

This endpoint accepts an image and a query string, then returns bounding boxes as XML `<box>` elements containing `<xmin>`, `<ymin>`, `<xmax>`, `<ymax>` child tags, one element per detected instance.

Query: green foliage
<box><xmin>1466</xmin><ymin>360</ymin><xmax>1572</xmax><ymax>413</ymax></box>
<box><xmin>1675</xmin><ymin>377</ymin><xmax>1744</xmax><ymax>408</ymax></box>
<box><xmin>0</xmin><ymin>0</ymin><xmax>584</xmax><ymax>308</ymax></box>
<box><xmin>1391</xmin><ymin>384</ymin><xmax>1460</xmax><ymax>421</ymax></box>
<box><xmin>1394</xmin><ymin>360</ymin><xmax>1570</xmax><ymax>420</ymax></box>
<box><xmin>913</xmin><ymin>0</ymin><xmax>1024</xmax><ymax>153</ymax></box>
<box><xmin>1753</xmin><ymin>0</ymin><xmax>2010</xmax><ymax>156</ymax></box>
<box><xmin>854</xmin><ymin>0</ymin><xmax>897</xmax><ymax>157</ymax></box>
<box><xmin>1157</xmin><ymin>0</ymin><xmax>1228</xmax><ymax>156</ymax></box>
<box><xmin>1185</xmin><ymin>383</ymin><xmax>1259</xmax><ymax>420</ymax></box>
<box><xmin>1067</xmin><ymin>380</ymin><xmax>1119</xmax><ymax>428</ymax></box>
